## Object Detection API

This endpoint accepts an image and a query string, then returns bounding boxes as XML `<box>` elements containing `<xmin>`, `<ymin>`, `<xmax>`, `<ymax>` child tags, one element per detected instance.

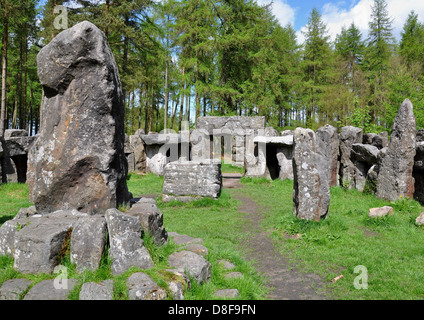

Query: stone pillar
<box><xmin>339</xmin><ymin>126</ymin><xmax>363</xmax><ymax>189</ymax></box>
<box><xmin>293</xmin><ymin>128</ymin><xmax>330</xmax><ymax>221</ymax></box>
<box><xmin>376</xmin><ymin>99</ymin><xmax>416</xmax><ymax>201</ymax></box>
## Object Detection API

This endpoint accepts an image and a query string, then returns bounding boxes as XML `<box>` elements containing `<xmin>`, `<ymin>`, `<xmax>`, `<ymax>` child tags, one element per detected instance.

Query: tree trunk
<box><xmin>0</xmin><ymin>5</ymin><xmax>8</xmax><ymax>137</ymax></box>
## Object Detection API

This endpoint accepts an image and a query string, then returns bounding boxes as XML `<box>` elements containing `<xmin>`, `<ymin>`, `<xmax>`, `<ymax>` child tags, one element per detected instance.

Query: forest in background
<box><xmin>1</xmin><ymin>0</ymin><xmax>424</xmax><ymax>137</ymax></box>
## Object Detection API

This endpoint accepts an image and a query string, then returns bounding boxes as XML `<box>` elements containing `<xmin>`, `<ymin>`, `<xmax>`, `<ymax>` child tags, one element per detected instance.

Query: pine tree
<box><xmin>399</xmin><ymin>11</ymin><xmax>424</xmax><ymax>70</ymax></box>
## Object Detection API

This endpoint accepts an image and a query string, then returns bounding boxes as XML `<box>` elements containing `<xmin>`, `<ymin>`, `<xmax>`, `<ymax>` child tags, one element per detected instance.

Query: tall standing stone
<box><xmin>292</xmin><ymin>128</ymin><xmax>330</xmax><ymax>221</ymax></box>
<box><xmin>339</xmin><ymin>126</ymin><xmax>363</xmax><ymax>188</ymax></box>
<box><xmin>316</xmin><ymin>124</ymin><xmax>339</xmax><ymax>187</ymax></box>
<box><xmin>27</xmin><ymin>21</ymin><xmax>130</xmax><ymax>214</ymax></box>
<box><xmin>376</xmin><ymin>99</ymin><xmax>416</xmax><ymax>201</ymax></box>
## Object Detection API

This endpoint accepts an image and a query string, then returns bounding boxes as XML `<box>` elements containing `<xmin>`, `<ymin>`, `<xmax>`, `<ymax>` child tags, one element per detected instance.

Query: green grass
<box><xmin>238</xmin><ymin>178</ymin><xmax>424</xmax><ymax>300</ymax></box>
<box><xmin>0</xmin><ymin>175</ymin><xmax>267</xmax><ymax>300</ymax></box>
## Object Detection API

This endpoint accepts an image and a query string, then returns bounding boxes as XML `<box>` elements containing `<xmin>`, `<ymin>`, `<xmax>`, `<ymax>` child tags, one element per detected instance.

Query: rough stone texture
<box><xmin>351</xmin><ymin>143</ymin><xmax>380</xmax><ymax>192</ymax></box>
<box><xmin>0</xmin><ymin>218</ymin><xmax>31</xmax><ymax>257</ymax></box>
<box><xmin>368</xmin><ymin>206</ymin><xmax>394</xmax><ymax>218</ymax></box>
<box><xmin>27</xmin><ymin>21</ymin><xmax>130</xmax><ymax>215</ymax></box>
<box><xmin>13</xmin><ymin>211</ymin><xmax>86</xmax><ymax>274</ymax></box>
<box><xmin>316</xmin><ymin>124</ymin><xmax>339</xmax><ymax>187</ymax></box>
<box><xmin>79</xmin><ymin>280</ymin><xmax>114</xmax><ymax>300</ymax></box>
<box><xmin>166</xmin><ymin>269</ymin><xmax>191</xmax><ymax>300</ymax></box>
<box><xmin>224</xmin><ymin>272</ymin><xmax>243</xmax><ymax>279</ymax></box>
<box><xmin>126</xmin><ymin>197</ymin><xmax>168</xmax><ymax>246</ymax></box>
<box><xmin>414</xmin><ymin>142</ymin><xmax>424</xmax><ymax>203</ymax></box>
<box><xmin>168</xmin><ymin>232</ymin><xmax>203</xmax><ymax>246</ymax></box>
<box><xmin>276</xmin><ymin>146</ymin><xmax>293</xmax><ymax>180</ymax></box>
<box><xmin>184</xmin><ymin>243</ymin><xmax>208</xmax><ymax>257</ymax></box>
<box><xmin>292</xmin><ymin>128</ymin><xmax>330</xmax><ymax>221</ymax></box>
<box><xmin>196</xmin><ymin>116</ymin><xmax>265</xmax><ymax>134</ymax></box>
<box><xmin>215</xmin><ymin>289</ymin><xmax>240</xmax><ymax>298</ymax></box>
<box><xmin>217</xmin><ymin>259</ymin><xmax>236</xmax><ymax>270</ymax></box>
<box><xmin>168</xmin><ymin>250</ymin><xmax>212</xmax><ymax>284</ymax></box>
<box><xmin>190</xmin><ymin>129</ymin><xmax>211</xmax><ymax>162</ymax></box>
<box><xmin>162</xmin><ymin>160</ymin><xmax>222</xmax><ymax>202</ymax></box>
<box><xmin>415</xmin><ymin>212</ymin><xmax>424</xmax><ymax>226</ymax></box>
<box><xmin>129</xmin><ymin>130</ymin><xmax>146</xmax><ymax>172</ymax></box>
<box><xmin>351</xmin><ymin>144</ymin><xmax>379</xmax><ymax>164</ymax></box>
<box><xmin>0</xmin><ymin>278</ymin><xmax>32</xmax><ymax>300</ymax></box>
<box><xmin>70</xmin><ymin>216</ymin><xmax>107</xmax><ymax>272</ymax></box>
<box><xmin>126</xmin><ymin>272</ymin><xmax>167</xmax><ymax>300</ymax></box>
<box><xmin>140</xmin><ymin>133</ymin><xmax>180</xmax><ymax>175</ymax></box>
<box><xmin>23</xmin><ymin>279</ymin><xmax>77</xmax><ymax>300</ymax></box>
<box><xmin>376</xmin><ymin>99</ymin><xmax>416</xmax><ymax>201</ymax></box>
<box><xmin>105</xmin><ymin>208</ymin><xmax>153</xmax><ymax>275</ymax></box>
<box><xmin>339</xmin><ymin>126</ymin><xmax>363</xmax><ymax>188</ymax></box>
<box><xmin>14</xmin><ymin>206</ymin><xmax>37</xmax><ymax>220</ymax></box>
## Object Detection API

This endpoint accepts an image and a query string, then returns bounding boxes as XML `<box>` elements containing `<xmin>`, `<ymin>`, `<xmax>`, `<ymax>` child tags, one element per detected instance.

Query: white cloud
<box><xmin>257</xmin><ymin>0</ymin><xmax>296</xmax><ymax>27</ymax></box>
<box><xmin>301</xmin><ymin>0</ymin><xmax>424</xmax><ymax>44</ymax></box>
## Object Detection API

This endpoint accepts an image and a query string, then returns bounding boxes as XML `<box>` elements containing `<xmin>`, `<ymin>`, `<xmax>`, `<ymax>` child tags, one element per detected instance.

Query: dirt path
<box><xmin>222</xmin><ymin>173</ymin><xmax>327</xmax><ymax>300</ymax></box>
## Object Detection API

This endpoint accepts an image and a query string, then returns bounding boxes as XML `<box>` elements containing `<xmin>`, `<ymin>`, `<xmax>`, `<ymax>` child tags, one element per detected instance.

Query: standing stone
<box><xmin>105</xmin><ymin>208</ymin><xmax>153</xmax><ymax>275</ymax></box>
<box><xmin>376</xmin><ymin>99</ymin><xmax>416</xmax><ymax>201</ymax></box>
<box><xmin>316</xmin><ymin>124</ymin><xmax>339</xmax><ymax>187</ymax></box>
<box><xmin>27</xmin><ymin>21</ymin><xmax>130</xmax><ymax>215</ymax></box>
<box><xmin>70</xmin><ymin>216</ymin><xmax>107</xmax><ymax>272</ymax></box>
<box><xmin>292</xmin><ymin>128</ymin><xmax>330</xmax><ymax>221</ymax></box>
<box><xmin>339</xmin><ymin>126</ymin><xmax>363</xmax><ymax>188</ymax></box>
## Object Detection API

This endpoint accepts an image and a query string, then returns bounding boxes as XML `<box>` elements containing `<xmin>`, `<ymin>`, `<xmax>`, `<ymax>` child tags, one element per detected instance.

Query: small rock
<box><xmin>127</xmin><ymin>272</ymin><xmax>167</xmax><ymax>300</ymax></box>
<box><xmin>165</xmin><ymin>269</ymin><xmax>191</xmax><ymax>300</ymax></box>
<box><xmin>214</xmin><ymin>289</ymin><xmax>240</xmax><ymax>298</ymax></box>
<box><xmin>217</xmin><ymin>259</ymin><xmax>236</xmax><ymax>270</ymax></box>
<box><xmin>168</xmin><ymin>250</ymin><xmax>211</xmax><ymax>284</ymax></box>
<box><xmin>0</xmin><ymin>279</ymin><xmax>32</xmax><ymax>300</ymax></box>
<box><xmin>79</xmin><ymin>280</ymin><xmax>114</xmax><ymax>300</ymax></box>
<box><xmin>184</xmin><ymin>243</ymin><xmax>208</xmax><ymax>257</ymax></box>
<box><xmin>415</xmin><ymin>212</ymin><xmax>424</xmax><ymax>226</ymax></box>
<box><xmin>368</xmin><ymin>206</ymin><xmax>394</xmax><ymax>218</ymax></box>
<box><xmin>224</xmin><ymin>272</ymin><xmax>243</xmax><ymax>280</ymax></box>
<box><xmin>23</xmin><ymin>279</ymin><xmax>77</xmax><ymax>300</ymax></box>
<box><xmin>168</xmin><ymin>232</ymin><xmax>203</xmax><ymax>246</ymax></box>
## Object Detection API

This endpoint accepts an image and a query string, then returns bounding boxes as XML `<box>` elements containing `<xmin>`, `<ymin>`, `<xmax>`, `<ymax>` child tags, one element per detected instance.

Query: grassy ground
<box><xmin>1</xmin><ymin>173</ymin><xmax>424</xmax><ymax>300</ymax></box>
<box><xmin>0</xmin><ymin>175</ymin><xmax>267</xmax><ymax>300</ymax></box>
<box><xmin>240</xmin><ymin>177</ymin><xmax>424</xmax><ymax>300</ymax></box>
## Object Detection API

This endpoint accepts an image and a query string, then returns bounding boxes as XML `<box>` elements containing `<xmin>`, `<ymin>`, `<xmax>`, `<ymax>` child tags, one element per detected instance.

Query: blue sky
<box><xmin>259</xmin><ymin>0</ymin><xmax>424</xmax><ymax>43</ymax></box>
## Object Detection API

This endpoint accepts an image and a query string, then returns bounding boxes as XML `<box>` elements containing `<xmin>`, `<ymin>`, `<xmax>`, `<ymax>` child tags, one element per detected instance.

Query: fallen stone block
<box><xmin>79</xmin><ymin>280</ymin><xmax>114</xmax><ymax>300</ymax></box>
<box><xmin>0</xmin><ymin>278</ymin><xmax>32</xmax><ymax>300</ymax></box>
<box><xmin>368</xmin><ymin>206</ymin><xmax>394</xmax><ymax>218</ymax></box>
<box><xmin>127</xmin><ymin>272</ymin><xmax>167</xmax><ymax>300</ymax></box>
<box><xmin>23</xmin><ymin>279</ymin><xmax>77</xmax><ymax>300</ymax></box>
<box><xmin>168</xmin><ymin>250</ymin><xmax>211</xmax><ymax>284</ymax></box>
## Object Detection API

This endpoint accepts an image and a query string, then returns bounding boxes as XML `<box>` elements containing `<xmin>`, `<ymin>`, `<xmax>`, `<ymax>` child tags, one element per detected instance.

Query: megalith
<box><xmin>27</xmin><ymin>21</ymin><xmax>130</xmax><ymax>214</ymax></box>
<box><xmin>292</xmin><ymin>128</ymin><xmax>330</xmax><ymax>221</ymax></box>
<box><xmin>376</xmin><ymin>99</ymin><xmax>416</xmax><ymax>201</ymax></box>
<box><xmin>339</xmin><ymin>126</ymin><xmax>363</xmax><ymax>188</ymax></box>
<box><xmin>316</xmin><ymin>124</ymin><xmax>339</xmax><ymax>187</ymax></box>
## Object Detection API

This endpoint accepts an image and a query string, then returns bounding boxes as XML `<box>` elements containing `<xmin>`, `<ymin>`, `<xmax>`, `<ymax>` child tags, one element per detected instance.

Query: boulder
<box><xmin>339</xmin><ymin>126</ymin><xmax>363</xmax><ymax>188</ymax></box>
<box><xmin>351</xmin><ymin>144</ymin><xmax>379</xmax><ymax>164</ymax></box>
<box><xmin>165</xmin><ymin>269</ymin><xmax>191</xmax><ymax>300</ymax></box>
<box><xmin>79</xmin><ymin>280</ymin><xmax>114</xmax><ymax>300</ymax></box>
<box><xmin>13</xmin><ymin>211</ymin><xmax>85</xmax><ymax>274</ymax></box>
<box><xmin>70</xmin><ymin>216</ymin><xmax>107</xmax><ymax>272</ymax></box>
<box><xmin>316</xmin><ymin>124</ymin><xmax>339</xmax><ymax>187</ymax></box>
<box><xmin>292</xmin><ymin>128</ymin><xmax>330</xmax><ymax>221</ymax></box>
<box><xmin>0</xmin><ymin>279</ymin><xmax>32</xmax><ymax>300</ymax></box>
<box><xmin>368</xmin><ymin>206</ymin><xmax>394</xmax><ymax>218</ymax></box>
<box><xmin>126</xmin><ymin>197</ymin><xmax>168</xmax><ymax>246</ymax></box>
<box><xmin>162</xmin><ymin>160</ymin><xmax>222</xmax><ymax>202</ymax></box>
<box><xmin>376</xmin><ymin>99</ymin><xmax>416</xmax><ymax>201</ymax></box>
<box><xmin>105</xmin><ymin>208</ymin><xmax>153</xmax><ymax>275</ymax></box>
<box><xmin>168</xmin><ymin>250</ymin><xmax>212</xmax><ymax>284</ymax></box>
<box><xmin>23</xmin><ymin>279</ymin><xmax>77</xmax><ymax>300</ymax></box>
<box><xmin>415</xmin><ymin>212</ymin><xmax>424</xmax><ymax>226</ymax></box>
<box><xmin>27</xmin><ymin>21</ymin><xmax>130</xmax><ymax>215</ymax></box>
<box><xmin>126</xmin><ymin>272</ymin><xmax>167</xmax><ymax>300</ymax></box>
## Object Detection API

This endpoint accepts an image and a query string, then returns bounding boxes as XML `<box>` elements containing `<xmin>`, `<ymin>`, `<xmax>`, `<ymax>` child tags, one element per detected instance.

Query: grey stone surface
<box><xmin>168</xmin><ymin>250</ymin><xmax>212</xmax><ymax>284</ymax></box>
<box><xmin>126</xmin><ymin>197</ymin><xmax>168</xmax><ymax>246</ymax></box>
<box><xmin>129</xmin><ymin>133</ymin><xmax>146</xmax><ymax>172</ymax></box>
<box><xmin>126</xmin><ymin>272</ymin><xmax>167</xmax><ymax>300</ymax></box>
<box><xmin>217</xmin><ymin>259</ymin><xmax>236</xmax><ymax>270</ymax></box>
<box><xmin>70</xmin><ymin>216</ymin><xmax>107</xmax><ymax>272</ymax></box>
<box><xmin>224</xmin><ymin>272</ymin><xmax>243</xmax><ymax>279</ymax></box>
<box><xmin>351</xmin><ymin>144</ymin><xmax>379</xmax><ymax>164</ymax></box>
<box><xmin>253</xmin><ymin>135</ymin><xmax>293</xmax><ymax>145</ymax></box>
<box><xmin>184</xmin><ymin>243</ymin><xmax>208</xmax><ymax>257</ymax></box>
<box><xmin>162</xmin><ymin>160</ymin><xmax>222</xmax><ymax>202</ymax></box>
<box><xmin>23</xmin><ymin>279</ymin><xmax>77</xmax><ymax>300</ymax></box>
<box><xmin>339</xmin><ymin>126</ymin><xmax>363</xmax><ymax>189</ymax></box>
<box><xmin>105</xmin><ymin>208</ymin><xmax>153</xmax><ymax>275</ymax></box>
<box><xmin>168</xmin><ymin>232</ymin><xmax>203</xmax><ymax>246</ymax></box>
<box><xmin>0</xmin><ymin>218</ymin><xmax>30</xmax><ymax>257</ymax></box>
<box><xmin>13</xmin><ymin>212</ymin><xmax>83</xmax><ymax>274</ymax></box>
<box><xmin>316</xmin><ymin>124</ymin><xmax>339</xmax><ymax>187</ymax></box>
<box><xmin>27</xmin><ymin>21</ymin><xmax>130</xmax><ymax>215</ymax></box>
<box><xmin>292</xmin><ymin>128</ymin><xmax>330</xmax><ymax>221</ymax></box>
<box><xmin>368</xmin><ymin>206</ymin><xmax>394</xmax><ymax>218</ymax></box>
<box><xmin>196</xmin><ymin>116</ymin><xmax>265</xmax><ymax>134</ymax></box>
<box><xmin>190</xmin><ymin>129</ymin><xmax>211</xmax><ymax>162</ymax></box>
<box><xmin>376</xmin><ymin>99</ymin><xmax>416</xmax><ymax>201</ymax></box>
<box><xmin>79</xmin><ymin>280</ymin><xmax>114</xmax><ymax>300</ymax></box>
<box><xmin>276</xmin><ymin>146</ymin><xmax>293</xmax><ymax>180</ymax></box>
<box><xmin>0</xmin><ymin>278</ymin><xmax>32</xmax><ymax>300</ymax></box>
<box><xmin>166</xmin><ymin>269</ymin><xmax>191</xmax><ymax>300</ymax></box>
<box><xmin>214</xmin><ymin>289</ymin><xmax>240</xmax><ymax>298</ymax></box>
